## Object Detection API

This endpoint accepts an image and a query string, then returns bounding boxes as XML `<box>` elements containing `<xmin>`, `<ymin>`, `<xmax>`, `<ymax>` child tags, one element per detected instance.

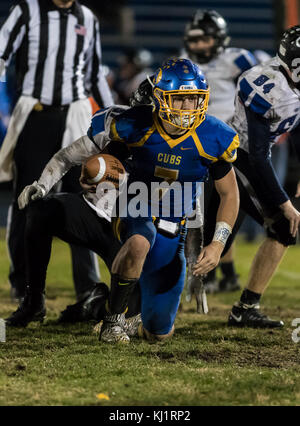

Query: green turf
<box><xmin>0</xmin><ymin>233</ymin><xmax>300</xmax><ymax>406</ymax></box>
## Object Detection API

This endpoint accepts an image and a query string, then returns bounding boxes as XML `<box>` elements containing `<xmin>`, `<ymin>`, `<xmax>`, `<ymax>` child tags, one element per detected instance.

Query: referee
<box><xmin>0</xmin><ymin>0</ymin><xmax>114</xmax><ymax>301</ymax></box>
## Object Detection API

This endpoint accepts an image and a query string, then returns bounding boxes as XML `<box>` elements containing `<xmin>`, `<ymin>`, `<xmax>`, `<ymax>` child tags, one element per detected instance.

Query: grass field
<box><xmin>0</xmin><ymin>231</ymin><xmax>300</xmax><ymax>407</ymax></box>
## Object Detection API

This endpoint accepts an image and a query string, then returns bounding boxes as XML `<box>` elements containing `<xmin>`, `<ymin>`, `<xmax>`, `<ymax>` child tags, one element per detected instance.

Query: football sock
<box><xmin>220</xmin><ymin>261</ymin><xmax>236</xmax><ymax>279</ymax></box>
<box><xmin>126</xmin><ymin>283</ymin><xmax>141</xmax><ymax>318</ymax></box>
<box><xmin>240</xmin><ymin>289</ymin><xmax>261</xmax><ymax>306</ymax></box>
<box><xmin>108</xmin><ymin>274</ymin><xmax>139</xmax><ymax>315</ymax></box>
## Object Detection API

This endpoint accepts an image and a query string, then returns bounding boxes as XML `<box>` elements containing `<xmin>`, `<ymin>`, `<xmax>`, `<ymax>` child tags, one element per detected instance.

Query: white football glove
<box><xmin>18</xmin><ymin>181</ymin><xmax>47</xmax><ymax>210</ymax></box>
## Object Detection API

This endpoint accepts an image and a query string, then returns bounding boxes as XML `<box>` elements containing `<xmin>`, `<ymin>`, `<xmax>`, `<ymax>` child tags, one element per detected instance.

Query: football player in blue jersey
<box><xmin>6</xmin><ymin>58</ymin><xmax>240</xmax><ymax>342</ymax></box>
<box><xmin>131</xmin><ymin>11</ymin><xmax>260</xmax><ymax>302</ymax></box>
<box><xmin>131</xmin><ymin>28</ymin><xmax>300</xmax><ymax>329</ymax></box>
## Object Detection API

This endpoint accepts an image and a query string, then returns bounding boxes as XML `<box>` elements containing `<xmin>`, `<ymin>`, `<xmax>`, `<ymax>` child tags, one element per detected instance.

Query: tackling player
<box><xmin>5</xmin><ymin>59</ymin><xmax>240</xmax><ymax>343</ymax></box>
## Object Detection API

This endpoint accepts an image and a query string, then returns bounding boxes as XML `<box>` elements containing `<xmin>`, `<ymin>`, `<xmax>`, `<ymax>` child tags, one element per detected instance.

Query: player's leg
<box><xmin>99</xmin><ymin>217</ymin><xmax>156</xmax><ymax>343</ymax></box>
<box><xmin>5</xmin><ymin>193</ymin><xmax>119</xmax><ymax>326</ymax></box>
<box><xmin>7</xmin><ymin>109</ymin><xmax>67</xmax><ymax>300</ymax></box>
<box><xmin>138</xmin><ymin>230</ymin><xmax>186</xmax><ymax>340</ymax></box>
<box><xmin>227</xmin><ymin>175</ymin><xmax>294</xmax><ymax>328</ymax></box>
<box><xmin>203</xmin><ymin>179</ymin><xmax>244</xmax><ymax>293</ymax></box>
<box><xmin>61</xmin><ymin>161</ymin><xmax>101</xmax><ymax>301</ymax></box>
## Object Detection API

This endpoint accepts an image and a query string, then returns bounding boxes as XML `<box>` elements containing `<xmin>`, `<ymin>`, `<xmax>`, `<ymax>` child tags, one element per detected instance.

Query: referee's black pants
<box><xmin>8</xmin><ymin>107</ymin><xmax>100</xmax><ymax>299</ymax></box>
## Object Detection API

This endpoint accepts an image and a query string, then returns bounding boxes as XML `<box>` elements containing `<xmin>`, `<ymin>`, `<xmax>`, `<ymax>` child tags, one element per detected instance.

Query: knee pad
<box><xmin>266</xmin><ymin>215</ymin><xmax>297</xmax><ymax>246</ymax></box>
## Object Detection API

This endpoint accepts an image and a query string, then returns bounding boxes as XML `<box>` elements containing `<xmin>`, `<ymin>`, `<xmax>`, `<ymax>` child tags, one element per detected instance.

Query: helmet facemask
<box><xmin>153</xmin><ymin>87</ymin><xmax>209</xmax><ymax>130</ymax></box>
<box><xmin>185</xmin><ymin>34</ymin><xmax>218</xmax><ymax>64</ymax></box>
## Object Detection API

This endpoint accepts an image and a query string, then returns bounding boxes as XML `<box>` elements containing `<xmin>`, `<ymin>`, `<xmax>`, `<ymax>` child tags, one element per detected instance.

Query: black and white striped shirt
<box><xmin>0</xmin><ymin>0</ymin><xmax>113</xmax><ymax>107</ymax></box>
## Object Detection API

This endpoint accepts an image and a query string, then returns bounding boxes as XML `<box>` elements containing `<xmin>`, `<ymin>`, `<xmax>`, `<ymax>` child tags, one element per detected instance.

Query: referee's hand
<box><xmin>18</xmin><ymin>181</ymin><xmax>46</xmax><ymax>209</ymax></box>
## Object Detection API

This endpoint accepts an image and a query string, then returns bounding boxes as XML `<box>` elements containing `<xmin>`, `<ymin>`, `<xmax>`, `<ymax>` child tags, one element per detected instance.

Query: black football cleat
<box><xmin>5</xmin><ymin>286</ymin><xmax>46</xmax><ymax>327</ymax></box>
<box><xmin>219</xmin><ymin>274</ymin><xmax>241</xmax><ymax>292</ymax></box>
<box><xmin>57</xmin><ymin>282</ymin><xmax>109</xmax><ymax>323</ymax></box>
<box><xmin>228</xmin><ymin>302</ymin><xmax>284</xmax><ymax>328</ymax></box>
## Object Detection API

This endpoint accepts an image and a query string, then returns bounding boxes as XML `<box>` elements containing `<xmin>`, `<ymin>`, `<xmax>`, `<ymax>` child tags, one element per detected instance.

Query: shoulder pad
<box><xmin>197</xmin><ymin>116</ymin><xmax>239</xmax><ymax>163</ymax></box>
<box><xmin>110</xmin><ymin>105</ymin><xmax>154</xmax><ymax>142</ymax></box>
<box><xmin>238</xmin><ymin>63</ymin><xmax>282</xmax><ymax>115</ymax></box>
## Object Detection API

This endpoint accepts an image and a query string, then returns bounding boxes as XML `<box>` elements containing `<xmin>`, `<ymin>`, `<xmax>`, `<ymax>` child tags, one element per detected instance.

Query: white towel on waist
<box><xmin>61</xmin><ymin>98</ymin><xmax>92</xmax><ymax>149</ymax></box>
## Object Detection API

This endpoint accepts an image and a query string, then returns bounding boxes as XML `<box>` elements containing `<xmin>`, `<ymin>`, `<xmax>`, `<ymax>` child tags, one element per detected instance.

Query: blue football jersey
<box><xmin>88</xmin><ymin>106</ymin><xmax>239</xmax><ymax>221</ymax></box>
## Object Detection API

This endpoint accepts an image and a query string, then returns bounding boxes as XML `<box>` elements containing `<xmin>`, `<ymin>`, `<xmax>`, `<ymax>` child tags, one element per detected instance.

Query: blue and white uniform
<box><xmin>229</xmin><ymin>56</ymin><xmax>300</xmax><ymax>209</ymax></box>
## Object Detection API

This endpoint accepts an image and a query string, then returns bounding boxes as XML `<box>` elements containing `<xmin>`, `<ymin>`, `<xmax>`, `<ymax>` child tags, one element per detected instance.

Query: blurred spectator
<box><xmin>114</xmin><ymin>48</ymin><xmax>154</xmax><ymax>104</ymax></box>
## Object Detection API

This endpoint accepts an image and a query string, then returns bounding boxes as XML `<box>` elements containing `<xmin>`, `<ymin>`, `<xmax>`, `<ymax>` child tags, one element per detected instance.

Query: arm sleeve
<box><xmin>245</xmin><ymin>106</ymin><xmax>289</xmax><ymax>206</ymax></box>
<box><xmin>88</xmin><ymin>18</ymin><xmax>114</xmax><ymax>108</ymax></box>
<box><xmin>0</xmin><ymin>2</ymin><xmax>28</xmax><ymax>67</ymax></box>
<box><xmin>233</xmin><ymin>49</ymin><xmax>258</xmax><ymax>82</ymax></box>
<box><xmin>209</xmin><ymin>160</ymin><xmax>232</xmax><ymax>180</ymax></box>
<box><xmin>37</xmin><ymin>135</ymin><xmax>100</xmax><ymax>192</ymax></box>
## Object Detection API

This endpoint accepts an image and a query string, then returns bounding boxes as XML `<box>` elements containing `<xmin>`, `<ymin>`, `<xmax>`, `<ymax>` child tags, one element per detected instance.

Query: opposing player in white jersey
<box><xmin>218</xmin><ymin>26</ymin><xmax>300</xmax><ymax>327</ymax></box>
<box><xmin>182</xmin><ymin>9</ymin><xmax>258</xmax><ymax>122</ymax></box>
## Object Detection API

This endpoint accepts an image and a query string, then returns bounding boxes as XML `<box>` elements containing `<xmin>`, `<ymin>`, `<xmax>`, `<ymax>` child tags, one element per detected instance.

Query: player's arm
<box><xmin>18</xmin><ymin>107</ymin><xmax>124</xmax><ymax>208</ymax></box>
<box><xmin>289</xmin><ymin>124</ymin><xmax>300</xmax><ymax>199</ymax></box>
<box><xmin>193</xmin><ymin>165</ymin><xmax>239</xmax><ymax>276</ymax></box>
<box><xmin>17</xmin><ymin>135</ymin><xmax>101</xmax><ymax>209</ymax></box>
<box><xmin>246</xmin><ymin>107</ymin><xmax>300</xmax><ymax>236</ymax></box>
<box><xmin>232</xmin><ymin>49</ymin><xmax>258</xmax><ymax>84</ymax></box>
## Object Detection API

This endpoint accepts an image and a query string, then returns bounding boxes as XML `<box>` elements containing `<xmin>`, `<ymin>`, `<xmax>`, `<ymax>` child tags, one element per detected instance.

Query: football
<box><xmin>82</xmin><ymin>153</ymin><xmax>126</xmax><ymax>189</ymax></box>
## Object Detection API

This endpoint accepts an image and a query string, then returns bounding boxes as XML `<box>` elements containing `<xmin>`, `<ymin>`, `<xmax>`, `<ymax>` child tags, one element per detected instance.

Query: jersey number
<box><xmin>253</xmin><ymin>75</ymin><xmax>275</xmax><ymax>94</ymax></box>
<box><xmin>154</xmin><ymin>166</ymin><xmax>179</xmax><ymax>200</ymax></box>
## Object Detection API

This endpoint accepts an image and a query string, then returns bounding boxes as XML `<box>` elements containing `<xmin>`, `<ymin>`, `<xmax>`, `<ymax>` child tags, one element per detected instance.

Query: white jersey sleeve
<box><xmin>37</xmin><ymin>106</ymin><xmax>129</xmax><ymax>192</ymax></box>
<box><xmin>37</xmin><ymin>135</ymin><xmax>99</xmax><ymax>193</ymax></box>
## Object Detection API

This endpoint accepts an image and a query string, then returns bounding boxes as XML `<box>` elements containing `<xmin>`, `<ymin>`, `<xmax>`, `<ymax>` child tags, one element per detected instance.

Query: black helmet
<box><xmin>277</xmin><ymin>25</ymin><xmax>300</xmax><ymax>84</ymax></box>
<box><xmin>183</xmin><ymin>10</ymin><xmax>230</xmax><ymax>64</ymax></box>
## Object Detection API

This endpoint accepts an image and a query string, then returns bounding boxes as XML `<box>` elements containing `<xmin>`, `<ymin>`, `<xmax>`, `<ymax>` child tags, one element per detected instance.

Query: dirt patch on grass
<box><xmin>146</xmin><ymin>344</ymin><xmax>300</xmax><ymax>369</ymax></box>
